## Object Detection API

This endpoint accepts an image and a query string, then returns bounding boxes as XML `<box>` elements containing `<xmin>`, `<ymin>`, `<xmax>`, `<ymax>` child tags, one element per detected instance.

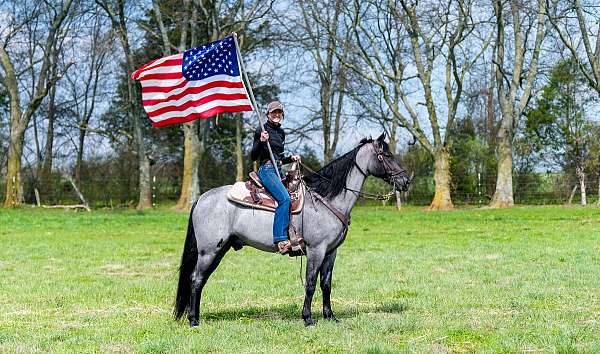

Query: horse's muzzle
<box><xmin>394</xmin><ymin>173</ymin><xmax>411</xmax><ymax>192</ymax></box>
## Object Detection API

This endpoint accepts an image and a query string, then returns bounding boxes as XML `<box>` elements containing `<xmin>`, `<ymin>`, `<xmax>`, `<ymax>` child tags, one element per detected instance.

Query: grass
<box><xmin>0</xmin><ymin>205</ymin><xmax>599</xmax><ymax>353</ymax></box>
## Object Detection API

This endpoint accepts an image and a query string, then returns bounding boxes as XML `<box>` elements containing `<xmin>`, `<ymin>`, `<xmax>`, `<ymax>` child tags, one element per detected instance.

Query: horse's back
<box><xmin>190</xmin><ymin>185</ymin><xmax>275</xmax><ymax>252</ymax></box>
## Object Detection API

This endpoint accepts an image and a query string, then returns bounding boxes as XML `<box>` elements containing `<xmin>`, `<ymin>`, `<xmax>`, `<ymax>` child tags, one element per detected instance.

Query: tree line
<box><xmin>1</xmin><ymin>0</ymin><xmax>599</xmax><ymax>210</ymax></box>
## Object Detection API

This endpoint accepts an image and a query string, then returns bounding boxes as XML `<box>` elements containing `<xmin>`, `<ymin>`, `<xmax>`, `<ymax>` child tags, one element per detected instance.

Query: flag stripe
<box><xmin>138</xmin><ymin>78</ymin><xmax>186</xmax><ymax>88</ymax></box>
<box><xmin>151</xmin><ymin>99</ymin><xmax>252</xmax><ymax>122</ymax></box>
<box><xmin>137</xmin><ymin>72</ymin><xmax>183</xmax><ymax>81</ymax></box>
<box><xmin>131</xmin><ymin>54</ymin><xmax>182</xmax><ymax>79</ymax></box>
<box><xmin>134</xmin><ymin>59</ymin><xmax>183</xmax><ymax>78</ymax></box>
<box><xmin>151</xmin><ymin>105</ymin><xmax>252</xmax><ymax>127</ymax></box>
<box><xmin>143</xmin><ymin>86</ymin><xmax>247</xmax><ymax>108</ymax></box>
<box><xmin>146</xmin><ymin>93</ymin><xmax>250</xmax><ymax>118</ymax></box>
<box><xmin>142</xmin><ymin>81</ymin><xmax>246</xmax><ymax>105</ymax></box>
<box><xmin>140</xmin><ymin>74</ymin><xmax>244</xmax><ymax>95</ymax></box>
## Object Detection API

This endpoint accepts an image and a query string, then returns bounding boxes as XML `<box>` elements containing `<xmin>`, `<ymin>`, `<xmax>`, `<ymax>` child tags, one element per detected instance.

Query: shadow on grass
<box><xmin>201</xmin><ymin>301</ymin><xmax>407</xmax><ymax>322</ymax></box>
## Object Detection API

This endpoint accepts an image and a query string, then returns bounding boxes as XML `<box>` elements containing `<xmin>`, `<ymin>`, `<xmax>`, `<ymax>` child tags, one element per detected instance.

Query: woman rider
<box><xmin>250</xmin><ymin>101</ymin><xmax>301</xmax><ymax>254</ymax></box>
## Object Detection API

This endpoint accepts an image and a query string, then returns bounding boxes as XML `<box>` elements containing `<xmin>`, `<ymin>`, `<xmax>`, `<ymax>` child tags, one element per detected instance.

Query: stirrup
<box><xmin>277</xmin><ymin>241</ymin><xmax>292</xmax><ymax>254</ymax></box>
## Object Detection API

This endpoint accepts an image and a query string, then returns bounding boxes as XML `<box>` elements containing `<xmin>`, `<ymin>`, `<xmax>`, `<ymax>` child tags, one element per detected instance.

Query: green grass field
<box><xmin>1</xmin><ymin>205</ymin><xmax>599</xmax><ymax>353</ymax></box>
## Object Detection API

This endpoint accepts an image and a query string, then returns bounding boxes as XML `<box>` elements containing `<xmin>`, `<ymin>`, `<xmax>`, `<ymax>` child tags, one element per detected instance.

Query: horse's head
<box><xmin>360</xmin><ymin>132</ymin><xmax>411</xmax><ymax>192</ymax></box>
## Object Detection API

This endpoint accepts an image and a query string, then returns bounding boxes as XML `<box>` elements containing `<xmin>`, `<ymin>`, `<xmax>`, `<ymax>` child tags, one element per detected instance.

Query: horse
<box><xmin>173</xmin><ymin>132</ymin><xmax>411</xmax><ymax>327</ymax></box>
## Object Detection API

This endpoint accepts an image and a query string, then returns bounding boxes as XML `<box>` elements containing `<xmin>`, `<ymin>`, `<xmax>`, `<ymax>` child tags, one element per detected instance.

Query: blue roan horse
<box><xmin>174</xmin><ymin>133</ymin><xmax>411</xmax><ymax>327</ymax></box>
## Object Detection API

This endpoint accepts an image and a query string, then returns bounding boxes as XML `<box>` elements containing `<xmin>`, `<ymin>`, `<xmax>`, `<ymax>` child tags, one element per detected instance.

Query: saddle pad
<box><xmin>227</xmin><ymin>182</ymin><xmax>304</xmax><ymax>214</ymax></box>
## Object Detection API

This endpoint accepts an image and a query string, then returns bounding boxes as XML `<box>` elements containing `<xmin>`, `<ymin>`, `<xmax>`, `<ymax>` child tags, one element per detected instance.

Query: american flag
<box><xmin>131</xmin><ymin>36</ymin><xmax>253</xmax><ymax>127</ymax></box>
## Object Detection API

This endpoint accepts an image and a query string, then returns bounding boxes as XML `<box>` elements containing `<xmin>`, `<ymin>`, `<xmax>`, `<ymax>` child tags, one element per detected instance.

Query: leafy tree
<box><xmin>525</xmin><ymin>58</ymin><xmax>598</xmax><ymax>205</ymax></box>
<box><xmin>449</xmin><ymin>117</ymin><xmax>496</xmax><ymax>204</ymax></box>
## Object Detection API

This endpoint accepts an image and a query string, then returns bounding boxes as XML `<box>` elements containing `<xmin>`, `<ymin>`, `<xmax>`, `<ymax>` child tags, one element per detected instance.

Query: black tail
<box><xmin>174</xmin><ymin>201</ymin><xmax>199</xmax><ymax>320</ymax></box>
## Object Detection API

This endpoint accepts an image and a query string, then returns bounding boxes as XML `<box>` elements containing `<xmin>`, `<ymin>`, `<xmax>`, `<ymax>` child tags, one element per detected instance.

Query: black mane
<box><xmin>302</xmin><ymin>138</ymin><xmax>374</xmax><ymax>198</ymax></box>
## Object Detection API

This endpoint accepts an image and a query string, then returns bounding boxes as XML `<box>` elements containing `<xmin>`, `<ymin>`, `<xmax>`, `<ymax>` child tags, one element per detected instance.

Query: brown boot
<box><xmin>276</xmin><ymin>240</ymin><xmax>292</xmax><ymax>254</ymax></box>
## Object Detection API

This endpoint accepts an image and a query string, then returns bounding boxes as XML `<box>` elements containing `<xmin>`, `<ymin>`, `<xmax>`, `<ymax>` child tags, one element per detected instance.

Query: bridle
<box><xmin>355</xmin><ymin>141</ymin><xmax>406</xmax><ymax>184</ymax></box>
<box><xmin>296</xmin><ymin>141</ymin><xmax>404</xmax><ymax>248</ymax></box>
<box><xmin>300</xmin><ymin>141</ymin><xmax>403</xmax><ymax>201</ymax></box>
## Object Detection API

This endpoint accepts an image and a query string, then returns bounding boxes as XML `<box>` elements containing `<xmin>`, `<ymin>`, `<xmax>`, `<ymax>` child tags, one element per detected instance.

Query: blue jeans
<box><xmin>258</xmin><ymin>163</ymin><xmax>290</xmax><ymax>244</ymax></box>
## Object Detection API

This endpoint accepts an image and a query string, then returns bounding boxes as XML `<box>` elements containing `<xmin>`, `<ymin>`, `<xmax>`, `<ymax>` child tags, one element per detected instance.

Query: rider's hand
<box><xmin>260</xmin><ymin>131</ymin><xmax>269</xmax><ymax>142</ymax></box>
<box><xmin>292</xmin><ymin>155</ymin><xmax>301</xmax><ymax>162</ymax></box>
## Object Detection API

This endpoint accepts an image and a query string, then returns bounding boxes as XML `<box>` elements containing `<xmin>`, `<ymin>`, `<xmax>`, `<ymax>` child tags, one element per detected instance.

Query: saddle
<box><xmin>227</xmin><ymin>162</ymin><xmax>306</xmax><ymax>256</ymax></box>
<box><xmin>227</xmin><ymin>162</ymin><xmax>305</xmax><ymax>214</ymax></box>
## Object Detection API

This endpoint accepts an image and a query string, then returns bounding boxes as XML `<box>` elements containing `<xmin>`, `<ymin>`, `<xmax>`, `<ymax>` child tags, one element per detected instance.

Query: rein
<box><xmin>298</xmin><ymin>156</ymin><xmax>396</xmax><ymax>201</ymax></box>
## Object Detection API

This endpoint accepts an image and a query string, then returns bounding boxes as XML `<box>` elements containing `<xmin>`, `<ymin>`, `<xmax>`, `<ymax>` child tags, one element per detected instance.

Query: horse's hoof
<box><xmin>304</xmin><ymin>318</ymin><xmax>317</xmax><ymax>327</ymax></box>
<box><xmin>189</xmin><ymin>320</ymin><xmax>199</xmax><ymax>328</ymax></box>
<box><xmin>325</xmin><ymin>316</ymin><xmax>340</xmax><ymax>323</ymax></box>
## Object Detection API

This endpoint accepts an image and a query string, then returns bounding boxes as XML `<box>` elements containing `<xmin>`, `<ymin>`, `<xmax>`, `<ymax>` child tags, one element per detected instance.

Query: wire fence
<box><xmin>0</xmin><ymin>168</ymin><xmax>599</xmax><ymax>208</ymax></box>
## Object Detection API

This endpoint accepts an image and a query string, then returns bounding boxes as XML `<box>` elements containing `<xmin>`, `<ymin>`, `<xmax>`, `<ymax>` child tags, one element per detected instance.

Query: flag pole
<box><xmin>232</xmin><ymin>33</ymin><xmax>282</xmax><ymax>180</ymax></box>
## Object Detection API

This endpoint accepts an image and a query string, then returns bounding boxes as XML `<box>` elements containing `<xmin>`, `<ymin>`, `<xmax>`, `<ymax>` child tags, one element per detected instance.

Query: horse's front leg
<box><xmin>319</xmin><ymin>249</ymin><xmax>338</xmax><ymax>322</ymax></box>
<box><xmin>302</xmin><ymin>246</ymin><xmax>326</xmax><ymax>326</ymax></box>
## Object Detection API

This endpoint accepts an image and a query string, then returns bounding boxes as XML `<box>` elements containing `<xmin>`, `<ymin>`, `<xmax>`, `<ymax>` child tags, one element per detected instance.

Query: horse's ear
<box><xmin>376</xmin><ymin>132</ymin><xmax>386</xmax><ymax>142</ymax></box>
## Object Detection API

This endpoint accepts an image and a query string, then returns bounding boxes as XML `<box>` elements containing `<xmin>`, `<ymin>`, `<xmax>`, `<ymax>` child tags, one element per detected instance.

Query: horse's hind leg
<box><xmin>188</xmin><ymin>242</ymin><xmax>231</xmax><ymax>327</ymax></box>
<box><xmin>319</xmin><ymin>249</ymin><xmax>339</xmax><ymax>322</ymax></box>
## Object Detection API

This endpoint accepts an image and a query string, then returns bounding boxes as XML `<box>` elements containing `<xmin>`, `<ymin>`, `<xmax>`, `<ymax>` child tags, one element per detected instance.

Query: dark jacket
<box><xmin>251</xmin><ymin>120</ymin><xmax>292</xmax><ymax>165</ymax></box>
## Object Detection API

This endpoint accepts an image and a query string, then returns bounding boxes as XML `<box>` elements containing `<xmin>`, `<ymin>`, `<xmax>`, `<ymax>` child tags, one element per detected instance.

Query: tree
<box><xmin>341</xmin><ymin>0</ymin><xmax>487</xmax><ymax>210</ymax></box>
<box><xmin>548</xmin><ymin>0</ymin><xmax>600</xmax><ymax>96</ymax></box>
<box><xmin>96</xmin><ymin>0</ymin><xmax>153</xmax><ymax>210</ymax></box>
<box><xmin>1</xmin><ymin>0</ymin><xmax>74</xmax><ymax>207</ymax></box>
<box><xmin>489</xmin><ymin>0</ymin><xmax>547</xmax><ymax>208</ymax></box>
<box><xmin>147</xmin><ymin>0</ymin><xmax>272</xmax><ymax>210</ymax></box>
<box><xmin>66</xmin><ymin>7</ymin><xmax>113</xmax><ymax>187</ymax></box>
<box><xmin>525</xmin><ymin>58</ymin><xmax>597</xmax><ymax>205</ymax></box>
<box><xmin>151</xmin><ymin>0</ymin><xmax>201</xmax><ymax>211</ymax></box>
<box><xmin>279</xmin><ymin>0</ymin><xmax>351</xmax><ymax>163</ymax></box>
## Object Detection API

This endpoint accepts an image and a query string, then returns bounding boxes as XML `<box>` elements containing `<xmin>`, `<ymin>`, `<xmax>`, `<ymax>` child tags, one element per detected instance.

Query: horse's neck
<box><xmin>330</xmin><ymin>164</ymin><xmax>367</xmax><ymax>216</ymax></box>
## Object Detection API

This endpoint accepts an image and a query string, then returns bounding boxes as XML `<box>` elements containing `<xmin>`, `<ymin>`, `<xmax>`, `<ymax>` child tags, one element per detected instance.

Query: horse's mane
<box><xmin>302</xmin><ymin>138</ymin><xmax>374</xmax><ymax>198</ymax></box>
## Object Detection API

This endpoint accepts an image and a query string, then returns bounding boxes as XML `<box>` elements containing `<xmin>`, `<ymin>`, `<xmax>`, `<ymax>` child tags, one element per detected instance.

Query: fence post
<box><xmin>152</xmin><ymin>175</ymin><xmax>156</xmax><ymax>208</ymax></box>
<box><xmin>477</xmin><ymin>172</ymin><xmax>482</xmax><ymax>207</ymax></box>
<box><xmin>12</xmin><ymin>176</ymin><xmax>16</xmax><ymax>207</ymax></box>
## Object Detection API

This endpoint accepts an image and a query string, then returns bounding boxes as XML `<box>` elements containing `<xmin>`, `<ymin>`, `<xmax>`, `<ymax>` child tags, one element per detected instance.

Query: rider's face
<box><xmin>267</xmin><ymin>109</ymin><xmax>283</xmax><ymax>124</ymax></box>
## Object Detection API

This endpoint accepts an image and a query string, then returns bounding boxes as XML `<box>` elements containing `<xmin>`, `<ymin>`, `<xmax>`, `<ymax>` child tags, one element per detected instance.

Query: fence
<box><xmin>0</xmin><ymin>168</ymin><xmax>598</xmax><ymax>208</ymax></box>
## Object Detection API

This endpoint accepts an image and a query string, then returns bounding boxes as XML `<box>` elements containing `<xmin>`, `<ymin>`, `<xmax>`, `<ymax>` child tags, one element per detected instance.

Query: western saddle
<box><xmin>226</xmin><ymin>162</ymin><xmax>305</xmax><ymax>255</ymax></box>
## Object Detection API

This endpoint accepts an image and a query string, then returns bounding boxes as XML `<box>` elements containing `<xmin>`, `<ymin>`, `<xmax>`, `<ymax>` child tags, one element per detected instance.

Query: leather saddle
<box><xmin>227</xmin><ymin>163</ymin><xmax>306</xmax><ymax>257</ymax></box>
<box><xmin>227</xmin><ymin>162</ymin><xmax>305</xmax><ymax>214</ymax></box>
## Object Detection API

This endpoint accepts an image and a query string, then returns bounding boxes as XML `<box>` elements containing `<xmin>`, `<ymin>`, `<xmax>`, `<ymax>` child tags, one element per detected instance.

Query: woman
<box><xmin>250</xmin><ymin>101</ymin><xmax>301</xmax><ymax>254</ymax></box>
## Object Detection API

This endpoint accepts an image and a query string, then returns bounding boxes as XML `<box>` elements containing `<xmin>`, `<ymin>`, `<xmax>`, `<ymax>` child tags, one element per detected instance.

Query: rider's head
<box><xmin>266</xmin><ymin>101</ymin><xmax>284</xmax><ymax>125</ymax></box>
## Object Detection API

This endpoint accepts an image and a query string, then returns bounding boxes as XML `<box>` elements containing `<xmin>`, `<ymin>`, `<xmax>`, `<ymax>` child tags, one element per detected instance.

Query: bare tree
<box><xmin>151</xmin><ymin>0</ymin><xmax>201</xmax><ymax>211</ymax></box>
<box><xmin>489</xmin><ymin>0</ymin><xmax>547</xmax><ymax>208</ymax></box>
<box><xmin>279</xmin><ymin>0</ymin><xmax>351</xmax><ymax>163</ymax></box>
<box><xmin>1</xmin><ymin>0</ymin><xmax>74</xmax><ymax>207</ymax></box>
<box><xmin>341</xmin><ymin>0</ymin><xmax>486</xmax><ymax>210</ymax></box>
<box><xmin>68</xmin><ymin>8</ymin><xmax>112</xmax><ymax>186</ymax></box>
<box><xmin>145</xmin><ymin>0</ymin><xmax>271</xmax><ymax>210</ymax></box>
<box><xmin>548</xmin><ymin>0</ymin><xmax>600</xmax><ymax>95</ymax></box>
<box><xmin>96</xmin><ymin>0</ymin><xmax>153</xmax><ymax>210</ymax></box>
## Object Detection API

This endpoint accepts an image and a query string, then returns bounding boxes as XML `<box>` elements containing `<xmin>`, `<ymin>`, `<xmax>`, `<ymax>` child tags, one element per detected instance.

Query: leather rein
<box><xmin>297</xmin><ymin>142</ymin><xmax>401</xmax><ymax>229</ymax></box>
<box><xmin>299</xmin><ymin>142</ymin><xmax>399</xmax><ymax>201</ymax></box>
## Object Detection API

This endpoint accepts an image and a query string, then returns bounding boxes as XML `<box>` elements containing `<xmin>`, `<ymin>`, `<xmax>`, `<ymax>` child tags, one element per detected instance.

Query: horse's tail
<box><xmin>174</xmin><ymin>200</ymin><xmax>199</xmax><ymax>320</ymax></box>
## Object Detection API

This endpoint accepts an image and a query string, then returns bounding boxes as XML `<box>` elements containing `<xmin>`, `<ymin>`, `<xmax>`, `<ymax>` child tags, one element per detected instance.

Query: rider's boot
<box><xmin>277</xmin><ymin>240</ymin><xmax>292</xmax><ymax>254</ymax></box>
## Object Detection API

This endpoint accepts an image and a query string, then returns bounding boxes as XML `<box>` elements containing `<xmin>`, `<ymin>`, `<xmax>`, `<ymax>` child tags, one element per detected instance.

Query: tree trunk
<box><xmin>137</xmin><ymin>146</ymin><xmax>153</xmax><ymax>210</ymax></box>
<box><xmin>40</xmin><ymin>83</ymin><xmax>57</xmax><ymax>202</ymax></box>
<box><xmin>577</xmin><ymin>167</ymin><xmax>587</xmax><ymax>205</ymax></box>
<box><xmin>235</xmin><ymin>114</ymin><xmax>244</xmax><ymax>182</ymax></box>
<box><xmin>4</xmin><ymin>126</ymin><xmax>25</xmax><ymax>207</ymax></box>
<box><xmin>174</xmin><ymin>121</ymin><xmax>200</xmax><ymax>211</ymax></box>
<box><xmin>567</xmin><ymin>184</ymin><xmax>577</xmax><ymax>205</ymax></box>
<box><xmin>428</xmin><ymin>149</ymin><xmax>453</xmax><ymax>210</ymax></box>
<box><xmin>489</xmin><ymin>131</ymin><xmax>514</xmax><ymax>208</ymax></box>
<box><xmin>1</xmin><ymin>0</ymin><xmax>73</xmax><ymax>207</ymax></box>
<box><xmin>76</xmin><ymin>129</ymin><xmax>85</xmax><ymax>186</ymax></box>
<box><xmin>133</xmin><ymin>109</ymin><xmax>152</xmax><ymax>210</ymax></box>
